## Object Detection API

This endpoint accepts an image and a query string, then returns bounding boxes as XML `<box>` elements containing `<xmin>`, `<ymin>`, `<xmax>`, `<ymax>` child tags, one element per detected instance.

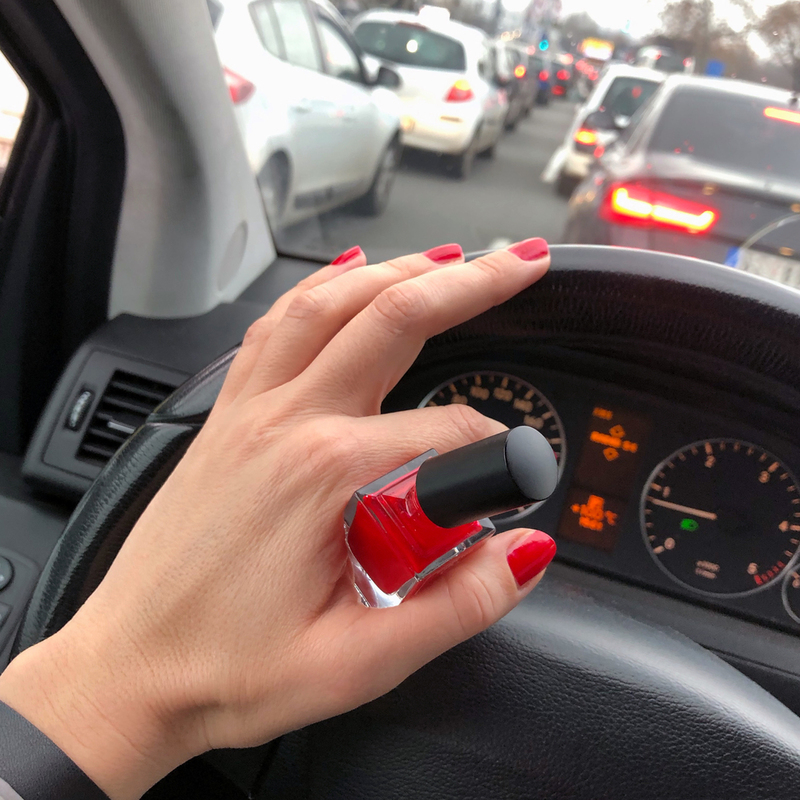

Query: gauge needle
<box><xmin>649</xmin><ymin>498</ymin><xmax>718</xmax><ymax>520</ymax></box>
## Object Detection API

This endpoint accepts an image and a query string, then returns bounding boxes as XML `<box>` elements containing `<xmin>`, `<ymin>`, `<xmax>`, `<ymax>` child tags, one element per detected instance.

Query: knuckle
<box><xmin>241</xmin><ymin>317</ymin><xmax>271</xmax><ymax>347</ymax></box>
<box><xmin>448</xmin><ymin>567</ymin><xmax>502</xmax><ymax>638</ymax></box>
<box><xmin>371</xmin><ymin>282</ymin><xmax>428</xmax><ymax>334</ymax></box>
<box><xmin>294</xmin><ymin>418</ymin><xmax>360</xmax><ymax>473</ymax></box>
<box><xmin>284</xmin><ymin>285</ymin><xmax>337</xmax><ymax>323</ymax></box>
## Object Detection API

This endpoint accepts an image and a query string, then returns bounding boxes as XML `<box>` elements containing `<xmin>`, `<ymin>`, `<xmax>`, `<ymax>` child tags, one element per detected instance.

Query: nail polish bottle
<box><xmin>344</xmin><ymin>427</ymin><xmax>558</xmax><ymax>608</ymax></box>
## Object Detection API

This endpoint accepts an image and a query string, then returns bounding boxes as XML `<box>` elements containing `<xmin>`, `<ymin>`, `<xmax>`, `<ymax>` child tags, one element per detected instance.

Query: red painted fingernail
<box><xmin>331</xmin><ymin>245</ymin><xmax>364</xmax><ymax>267</ymax></box>
<box><xmin>507</xmin><ymin>530</ymin><xmax>556</xmax><ymax>588</ymax></box>
<box><xmin>507</xmin><ymin>237</ymin><xmax>549</xmax><ymax>262</ymax></box>
<box><xmin>423</xmin><ymin>243</ymin><xmax>463</xmax><ymax>265</ymax></box>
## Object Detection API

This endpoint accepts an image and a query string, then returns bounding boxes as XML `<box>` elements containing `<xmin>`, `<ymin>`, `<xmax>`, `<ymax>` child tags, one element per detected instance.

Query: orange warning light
<box><xmin>570</xmin><ymin>494</ymin><xmax>619</xmax><ymax>532</ymax></box>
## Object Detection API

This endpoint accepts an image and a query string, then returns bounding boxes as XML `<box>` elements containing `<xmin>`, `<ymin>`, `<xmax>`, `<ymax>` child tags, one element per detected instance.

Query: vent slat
<box><xmin>76</xmin><ymin>369</ymin><xmax>176</xmax><ymax>468</ymax></box>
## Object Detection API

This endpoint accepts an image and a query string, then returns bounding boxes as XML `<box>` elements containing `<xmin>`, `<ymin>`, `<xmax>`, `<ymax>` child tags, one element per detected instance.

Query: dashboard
<box><xmin>386</xmin><ymin>351</ymin><xmax>800</xmax><ymax>637</ymax></box>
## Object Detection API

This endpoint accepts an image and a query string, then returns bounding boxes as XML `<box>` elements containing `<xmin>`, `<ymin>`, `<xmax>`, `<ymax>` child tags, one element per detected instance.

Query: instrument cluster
<box><xmin>387</xmin><ymin>361</ymin><xmax>800</xmax><ymax>635</ymax></box>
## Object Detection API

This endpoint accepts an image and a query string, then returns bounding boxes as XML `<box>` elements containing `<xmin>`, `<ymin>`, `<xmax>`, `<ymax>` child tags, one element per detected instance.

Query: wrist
<box><xmin>0</xmin><ymin>619</ymin><xmax>201</xmax><ymax>799</ymax></box>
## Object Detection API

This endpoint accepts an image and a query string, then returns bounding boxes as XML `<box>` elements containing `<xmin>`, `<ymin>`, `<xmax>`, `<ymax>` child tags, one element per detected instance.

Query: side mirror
<box><xmin>613</xmin><ymin>114</ymin><xmax>631</xmax><ymax>130</ymax></box>
<box><xmin>362</xmin><ymin>54</ymin><xmax>381</xmax><ymax>84</ymax></box>
<box><xmin>375</xmin><ymin>65</ymin><xmax>401</xmax><ymax>89</ymax></box>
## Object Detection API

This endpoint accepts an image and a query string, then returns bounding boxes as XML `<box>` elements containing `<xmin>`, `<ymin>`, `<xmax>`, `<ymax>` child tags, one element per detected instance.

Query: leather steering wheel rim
<box><xmin>13</xmin><ymin>245</ymin><xmax>800</xmax><ymax>798</ymax></box>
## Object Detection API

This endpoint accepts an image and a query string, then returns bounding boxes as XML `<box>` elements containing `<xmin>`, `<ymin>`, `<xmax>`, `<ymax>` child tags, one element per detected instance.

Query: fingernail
<box><xmin>508</xmin><ymin>237</ymin><xmax>549</xmax><ymax>262</ymax></box>
<box><xmin>331</xmin><ymin>245</ymin><xmax>364</xmax><ymax>267</ymax></box>
<box><xmin>423</xmin><ymin>243</ymin><xmax>463</xmax><ymax>265</ymax></box>
<box><xmin>507</xmin><ymin>530</ymin><xmax>556</xmax><ymax>588</ymax></box>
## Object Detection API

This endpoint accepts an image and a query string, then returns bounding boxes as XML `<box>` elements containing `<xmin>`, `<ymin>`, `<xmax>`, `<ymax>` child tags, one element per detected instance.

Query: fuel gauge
<box><xmin>782</xmin><ymin>566</ymin><xmax>800</xmax><ymax>625</ymax></box>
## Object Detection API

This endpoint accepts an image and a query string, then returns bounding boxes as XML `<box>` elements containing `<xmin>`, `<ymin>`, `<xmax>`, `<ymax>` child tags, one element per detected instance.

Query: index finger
<box><xmin>300</xmin><ymin>238</ymin><xmax>550</xmax><ymax>415</ymax></box>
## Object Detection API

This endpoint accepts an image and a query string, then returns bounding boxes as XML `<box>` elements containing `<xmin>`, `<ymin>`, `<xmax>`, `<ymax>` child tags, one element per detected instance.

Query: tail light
<box><xmin>764</xmin><ymin>106</ymin><xmax>800</xmax><ymax>125</ymax></box>
<box><xmin>539</xmin><ymin>70</ymin><xmax>549</xmax><ymax>81</ymax></box>
<box><xmin>557</xmin><ymin>69</ymin><xmax>570</xmax><ymax>81</ymax></box>
<box><xmin>552</xmin><ymin>85</ymin><xmax>565</xmax><ymax>96</ymax></box>
<box><xmin>446</xmin><ymin>79</ymin><xmax>474</xmax><ymax>102</ymax></box>
<box><xmin>603</xmin><ymin>183</ymin><xmax>718</xmax><ymax>234</ymax></box>
<box><xmin>224</xmin><ymin>67</ymin><xmax>256</xmax><ymax>105</ymax></box>
<box><xmin>593</xmin><ymin>144</ymin><xmax>605</xmax><ymax>158</ymax></box>
<box><xmin>514</xmin><ymin>64</ymin><xmax>527</xmax><ymax>79</ymax></box>
<box><xmin>574</xmin><ymin>128</ymin><xmax>598</xmax><ymax>146</ymax></box>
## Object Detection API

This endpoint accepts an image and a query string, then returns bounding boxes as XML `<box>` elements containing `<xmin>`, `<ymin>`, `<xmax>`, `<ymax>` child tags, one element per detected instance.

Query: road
<box><xmin>279</xmin><ymin>99</ymin><xmax>576</xmax><ymax>264</ymax></box>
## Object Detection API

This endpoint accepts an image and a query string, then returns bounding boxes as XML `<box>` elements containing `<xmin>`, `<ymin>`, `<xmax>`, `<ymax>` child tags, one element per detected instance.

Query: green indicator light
<box><xmin>680</xmin><ymin>518</ymin><xmax>699</xmax><ymax>532</ymax></box>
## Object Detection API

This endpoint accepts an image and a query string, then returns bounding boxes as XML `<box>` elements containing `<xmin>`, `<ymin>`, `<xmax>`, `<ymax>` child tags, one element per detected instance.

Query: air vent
<box><xmin>76</xmin><ymin>371</ymin><xmax>176</xmax><ymax>467</ymax></box>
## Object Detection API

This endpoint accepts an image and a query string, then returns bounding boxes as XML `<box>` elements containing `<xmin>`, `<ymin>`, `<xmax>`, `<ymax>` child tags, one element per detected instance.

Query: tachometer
<box><xmin>642</xmin><ymin>439</ymin><xmax>800</xmax><ymax>597</ymax></box>
<box><xmin>419</xmin><ymin>371</ymin><xmax>565</xmax><ymax>520</ymax></box>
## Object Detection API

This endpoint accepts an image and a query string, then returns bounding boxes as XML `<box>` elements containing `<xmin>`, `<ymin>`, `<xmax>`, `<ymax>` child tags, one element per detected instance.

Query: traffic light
<box><xmin>539</xmin><ymin>39</ymin><xmax>549</xmax><ymax>51</ymax></box>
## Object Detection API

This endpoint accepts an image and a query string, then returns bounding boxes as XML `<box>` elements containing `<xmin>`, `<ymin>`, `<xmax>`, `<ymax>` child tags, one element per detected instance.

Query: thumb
<box><xmin>376</xmin><ymin>529</ymin><xmax>556</xmax><ymax>675</ymax></box>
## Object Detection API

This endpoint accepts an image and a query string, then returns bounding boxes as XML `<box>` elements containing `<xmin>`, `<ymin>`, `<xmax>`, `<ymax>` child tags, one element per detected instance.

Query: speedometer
<box><xmin>642</xmin><ymin>439</ymin><xmax>800</xmax><ymax>597</ymax></box>
<box><xmin>419</xmin><ymin>371</ymin><xmax>565</xmax><ymax>520</ymax></box>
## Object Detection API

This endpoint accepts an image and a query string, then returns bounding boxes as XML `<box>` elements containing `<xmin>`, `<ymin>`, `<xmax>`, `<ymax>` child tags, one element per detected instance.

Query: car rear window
<box><xmin>601</xmin><ymin>77</ymin><xmax>660</xmax><ymax>119</ymax></box>
<box><xmin>650</xmin><ymin>89</ymin><xmax>800</xmax><ymax>181</ymax></box>
<box><xmin>354</xmin><ymin>21</ymin><xmax>466</xmax><ymax>71</ymax></box>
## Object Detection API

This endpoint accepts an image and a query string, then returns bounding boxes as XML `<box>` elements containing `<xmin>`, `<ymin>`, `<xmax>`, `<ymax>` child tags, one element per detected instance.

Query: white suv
<box><xmin>353</xmin><ymin>9</ymin><xmax>508</xmax><ymax>179</ymax></box>
<box><xmin>208</xmin><ymin>0</ymin><xmax>402</xmax><ymax>228</ymax></box>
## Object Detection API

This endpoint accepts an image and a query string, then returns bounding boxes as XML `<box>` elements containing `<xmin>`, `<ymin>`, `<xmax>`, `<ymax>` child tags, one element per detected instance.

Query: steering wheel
<box><xmin>13</xmin><ymin>246</ymin><xmax>800</xmax><ymax>798</ymax></box>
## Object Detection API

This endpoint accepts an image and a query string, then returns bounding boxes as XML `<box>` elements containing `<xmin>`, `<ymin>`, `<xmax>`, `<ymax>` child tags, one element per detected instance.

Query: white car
<box><xmin>352</xmin><ymin>9</ymin><xmax>508</xmax><ymax>179</ymax></box>
<box><xmin>208</xmin><ymin>0</ymin><xmax>402</xmax><ymax>228</ymax></box>
<box><xmin>544</xmin><ymin>64</ymin><xmax>665</xmax><ymax>196</ymax></box>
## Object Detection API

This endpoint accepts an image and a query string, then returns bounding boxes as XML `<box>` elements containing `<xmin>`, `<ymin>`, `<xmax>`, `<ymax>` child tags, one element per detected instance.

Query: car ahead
<box><xmin>552</xmin><ymin>52</ymin><xmax>574</xmax><ymax>98</ymax></box>
<box><xmin>352</xmin><ymin>9</ymin><xmax>508</xmax><ymax>179</ymax></box>
<box><xmin>492</xmin><ymin>40</ymin><xmax>527</xmax><ymax>131</ymax></box>
<box><xmin>530</xmin><ymin>52</ymin><xmax>553</xmax><ymax>105</ymax></box>
<box><xmin>208</xmin><ymin>0</ymin><xmax>402</xmax><ymax>228</ymax></box>
<box><xmin>546</xmin><ymin>64</ymin><xmax>665</xmax><ymax>196</ymax></box>
<box><xmin>563</xmin><ymin>76</ymin><xmax>800</xmax><ymax>268</ymax></box>
<box><xmin>634</xmin><ymin>45</ymin><xmax>688</xmax><ymax>73</ymax></box>
<box><xmin>507</xmin><ymin>41</ymin><xmax>539</xmax><ymax>118</ymax></box>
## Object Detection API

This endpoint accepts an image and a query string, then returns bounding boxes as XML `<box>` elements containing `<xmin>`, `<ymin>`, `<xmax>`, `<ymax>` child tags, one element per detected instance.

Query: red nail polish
<box><xmin>423</xmin><ymin>243</ymin><xmax>463</xmax><ymax>264</ymax></box>
<box><xmin>507</xmin><ymin>237</ymin><xmax>549</xmax><ymax>262</ymax></box>
<box><xmin>345</xmin><ymin>427</ymin><xmax>557</xmax><ymax>607</ymax></box>
<box><xmin>331</xmin><ymin>245</ymin><xmax>364</xmax><ymax>267</ymax></box>
<box><xmin>507</xmin><ymin>530</ymin><xmax>556</xmax><ymax>588</ymax></box>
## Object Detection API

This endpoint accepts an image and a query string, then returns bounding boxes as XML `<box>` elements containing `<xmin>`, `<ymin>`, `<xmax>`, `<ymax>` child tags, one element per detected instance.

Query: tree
<box><xmin>758</xmin><ymin>1</ymin><xmax>800</xmax><ymax>90</ymax></box>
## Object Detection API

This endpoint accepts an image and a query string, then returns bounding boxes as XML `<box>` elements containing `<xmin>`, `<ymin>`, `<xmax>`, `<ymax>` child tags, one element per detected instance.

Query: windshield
<box><xmin>354</xmin><ymin>21</ymin><xmax>466</xmax><ymax>70</ymax></box>
<box><xmin>650</xmin><ymin>88</ymin><xmax>800</xmax><ymax>181</ymax></box>
<box><xmin>202</xmin><ymin>0</ymin><xmax>800</xmax><ymax>290</ymax></box>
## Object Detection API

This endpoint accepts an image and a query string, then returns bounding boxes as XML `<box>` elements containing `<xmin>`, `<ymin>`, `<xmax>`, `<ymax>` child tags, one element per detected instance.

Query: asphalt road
<box><xmin>278</xmin><ymin>99</ymin><xmax>576</xmax><ymax>264</ymax></box>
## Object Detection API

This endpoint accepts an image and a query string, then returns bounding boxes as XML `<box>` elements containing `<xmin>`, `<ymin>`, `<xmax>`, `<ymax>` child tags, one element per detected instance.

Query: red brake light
<box><xmin>574</xmin><ymin>128</ymin><xmax>598</xmax><ymax>146</ymax></box>
<box><xmin>224</xmin><ymin>67</ymin><xmax>255</xmax><ymax>105</ymax></box>
<box><xmin>552</xmin><ymin>85</ymin><xmax>565</xmax><ymax>95</ymax></box>
<box><xmin>594</xmin><ymin>144</ymin><xmax>605</xmax><ymax>158</ymax></box>
<box><xmin>446</xmin><ymin>79</ymin><xmax>474</xmax><ymax>102</ymax></box>
<box><xmin>557</xmin><ymin>69</ymin><xmax>570</xmax><ymax>81</ymax></box>
<box><xmin>764</xmin><ymin>106</ymin><xmax>800</xmax><ymax>126</ymax></box>
<box><xmin>514</xmin><ymin>64</ymin><xmax>526</xmax><ymax>79</ymax></box>
<box><xmin>605</xmin><ymin>184</ymin><xmax>718</xmax><ymax>233</ymax></box>
<box><xmin>539</xmin><ymin>70</ymin><xmax>549</xmax><ymax>81</ymax></box>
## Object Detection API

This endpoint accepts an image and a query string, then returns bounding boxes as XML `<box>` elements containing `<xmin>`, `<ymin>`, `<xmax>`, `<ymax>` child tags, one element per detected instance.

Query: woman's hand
<box><xmin>0</xmin><ymin>239</ymin><xmax>553</xmax><ymax>799</ymax></box>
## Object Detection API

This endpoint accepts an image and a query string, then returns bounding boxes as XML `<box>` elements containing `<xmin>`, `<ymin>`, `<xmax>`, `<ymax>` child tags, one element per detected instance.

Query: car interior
<box><xmin>3</xmin><ymin>0</ymin><xmax>800</xmax><ymax>798</ymax></box>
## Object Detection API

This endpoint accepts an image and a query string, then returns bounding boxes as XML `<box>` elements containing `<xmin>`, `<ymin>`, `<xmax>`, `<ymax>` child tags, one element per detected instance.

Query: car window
<box><xmin>600</xmin><ymin>77</ymin><xmax>660</xmax><ymax>119</ymax></box>
<box><xmin>0</xmin><ymin>52</ymin><xmax>28</xmax><ymax>191</ymax></box>
<box><xmin>353</xmin><ymin>22</ymin><xmax>466</xmax><ymax>71</ymax></box>
<box><xmin>250</xmin><ymin>1</ymin><xmax>283</xmax><ymax>59</ymax></box>
<box><xmin>271</xmin><ymin>0</ymin><xmax>321</xmax><ymax>71</ymax></box>
<box><xmin>649</xmin><ymin>89</ymin><xmax>800</xmax><ymax>181</ymax></box>
<box><xmin>317</xmin><ymin>17</ymin><xmax>362</xmax><ymax>82</ymax></box>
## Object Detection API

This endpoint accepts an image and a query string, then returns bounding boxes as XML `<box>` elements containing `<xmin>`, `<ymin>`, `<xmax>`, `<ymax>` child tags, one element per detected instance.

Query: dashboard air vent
<box><xmin>76</xmin><ymin>370</ymin><xmax>176</xmax><ymax>467</ymax></box>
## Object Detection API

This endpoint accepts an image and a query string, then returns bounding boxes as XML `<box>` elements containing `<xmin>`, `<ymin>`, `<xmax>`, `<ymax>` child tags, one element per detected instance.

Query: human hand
<box><xmin>0</xmin><ymin>239</ymin><xmax>554</xmax><ymax>799</ymax></box>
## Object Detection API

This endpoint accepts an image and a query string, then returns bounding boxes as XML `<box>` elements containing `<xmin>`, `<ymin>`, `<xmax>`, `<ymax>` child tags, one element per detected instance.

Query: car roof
<box><xmin>600</xmin><ymin>64</ymin><xmax>668</xmax><ymax>83</ymax></box>
<box><xmin>662</xmin><ymin>74</ymin><xmax>800</xmax><ymax>104</ymax></box>
<box><xmin>353</xmin><ymin>9</ymin><xmax>488</xmax><ymax>47</ymax></box>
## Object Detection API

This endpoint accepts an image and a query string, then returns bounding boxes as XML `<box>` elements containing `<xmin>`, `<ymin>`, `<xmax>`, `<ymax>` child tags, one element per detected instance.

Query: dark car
<box><xmin>491</xmin><ymin>40</ymin><xmax>527</xmax><ymax>130</ymax></box>
<box><xmin>508</xmin><ymin>41</ymin><xmax>539</xmax><ymax>117</ymax></box>
<box><xmin>530</xmin><ymin>53</ymin><xmax>553</xmax><ymax>105</ymax></box>
<box><xmin>552</xmin><ymin>53</ymin><xmax>574</xmax><ymax>98</ymax></box>
<box><xmin>564</xmin><ymin>76</ymin><xmax>800</xmax><ymax>267</ymax></box>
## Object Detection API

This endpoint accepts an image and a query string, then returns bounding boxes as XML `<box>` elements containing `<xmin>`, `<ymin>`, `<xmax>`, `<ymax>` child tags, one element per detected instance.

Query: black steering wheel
<box><xmin>14</xmin><ymin>246</ymin><xmax>800</xmax><ymax>798</ymax></box>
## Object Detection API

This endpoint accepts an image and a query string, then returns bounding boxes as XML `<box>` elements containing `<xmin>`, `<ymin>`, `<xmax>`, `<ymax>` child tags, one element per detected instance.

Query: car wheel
<box><xmin>556</xmin><ymin>169</ymin><xmax>578</xmax><ymax>198</ymax></box>
<box><xmin>355</xmin><ymin>137</ymin><xmax>401</xmax><ymax>217</ymax></box>
<box><xmin>259</xmin><ymin>154</ymin><xmax>290</xmax><ymax>229</ymax></box>
<box><xmin>446</xmin><ymin>129</ymin><xmax>479</xmax><ymax>180</ymax></box>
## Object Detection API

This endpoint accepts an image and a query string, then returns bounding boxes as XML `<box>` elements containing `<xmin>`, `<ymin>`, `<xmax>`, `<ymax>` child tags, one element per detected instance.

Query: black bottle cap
<box><xmin>415</xmin><ymin>426</ymin><xmax>558</xmax><ymax>528</ymax></box>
